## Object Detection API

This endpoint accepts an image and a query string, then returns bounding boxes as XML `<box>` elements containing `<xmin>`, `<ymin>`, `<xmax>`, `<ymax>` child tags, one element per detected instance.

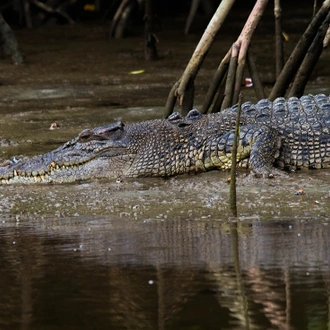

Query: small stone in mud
<box><xmin>295</xmin><ymin>189</ymin><xmax>304</xmax><ymax>195</ymax></box>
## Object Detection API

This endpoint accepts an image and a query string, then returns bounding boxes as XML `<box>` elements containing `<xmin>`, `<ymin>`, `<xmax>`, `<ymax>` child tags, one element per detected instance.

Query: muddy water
<box><xmin>1</xmin><ymin>15</ymin><xmax>330</xmax><ymax>329</ymax></box>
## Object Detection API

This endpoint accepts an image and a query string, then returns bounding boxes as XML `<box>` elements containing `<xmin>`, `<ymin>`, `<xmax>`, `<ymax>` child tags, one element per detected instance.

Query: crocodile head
<box><xmin>0</xmin><ymin>121</ymin><xmax>150</xmax><ymax>184</ymax></box>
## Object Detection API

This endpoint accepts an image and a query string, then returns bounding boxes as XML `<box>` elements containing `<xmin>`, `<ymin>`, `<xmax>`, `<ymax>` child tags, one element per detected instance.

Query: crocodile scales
<box><xmin>1</xmin><ymin>94</ymin><xmax>330</xmax><ymax>184</ymax></box>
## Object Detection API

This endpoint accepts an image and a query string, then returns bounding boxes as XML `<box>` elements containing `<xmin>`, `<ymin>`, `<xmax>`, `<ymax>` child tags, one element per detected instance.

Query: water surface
<box><xmin>1</xmin><ymin>214</ymin><xmax>330</xmax><ymax>329</ymax></box>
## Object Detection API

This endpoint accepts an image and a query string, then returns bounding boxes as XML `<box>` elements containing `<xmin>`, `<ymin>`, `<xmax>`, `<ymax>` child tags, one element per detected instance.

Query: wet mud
<box><xmin>1</xmin><ymin>170</ymin><xmax>330</xmax><ymax>221</ymax></box>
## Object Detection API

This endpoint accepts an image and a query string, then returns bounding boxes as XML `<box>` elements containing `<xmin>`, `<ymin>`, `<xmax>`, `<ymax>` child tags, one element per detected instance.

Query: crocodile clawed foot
<box><xmin>252</xmin><ymin>167</ymin><xmax>288</xmax><ymax>178</ymax></box>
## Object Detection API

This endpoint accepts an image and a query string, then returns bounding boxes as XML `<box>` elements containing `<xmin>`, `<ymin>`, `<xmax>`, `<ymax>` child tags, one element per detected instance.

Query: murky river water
<box><xmin>1</xmin><ymin>6</ymin><xmax>330</xmax><ymax>328</ymax></box>
<box><xmin>1</xmin><ymin>215</ymin><xmax>330</xmax><ymax>330</ymax></box>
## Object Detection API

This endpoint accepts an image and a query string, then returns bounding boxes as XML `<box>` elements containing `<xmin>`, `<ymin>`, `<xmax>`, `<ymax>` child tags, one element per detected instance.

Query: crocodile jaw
<box><xmin>0</xmin><ymin>153</ymin><xmax>135</xmax><ymax>184</ymax></box>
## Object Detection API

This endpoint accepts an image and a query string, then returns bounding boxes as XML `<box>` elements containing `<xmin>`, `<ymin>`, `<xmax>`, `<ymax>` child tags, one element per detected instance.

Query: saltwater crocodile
<box><xmin>1</xmin><ymin>94</ymin><xmax>330</xmax><ymax>184</ymax></box>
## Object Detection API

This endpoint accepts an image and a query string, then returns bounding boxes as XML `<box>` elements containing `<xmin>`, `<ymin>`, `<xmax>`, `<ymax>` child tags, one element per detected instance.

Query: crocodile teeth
<box><xmin>14</xmin><ymin>170</ymin><xmax>18</xmax><ymax>177</ymax></box>
<box><xmin>34</xmin><ymin>176</ymin><xmax>42</xmax><ymax>183</ymax></box>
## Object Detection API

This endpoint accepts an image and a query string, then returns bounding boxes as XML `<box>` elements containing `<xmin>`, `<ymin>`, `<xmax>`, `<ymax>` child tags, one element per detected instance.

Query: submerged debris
<box><xmin>49</xmin><ymin>122</ymin><xmax>60</xmax><ymax>130</ymax></box>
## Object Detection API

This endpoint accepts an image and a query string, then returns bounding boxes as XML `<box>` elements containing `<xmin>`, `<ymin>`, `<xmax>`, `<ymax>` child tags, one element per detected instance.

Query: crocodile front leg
<box><xmin>248</xmin><ymin>125</ymin><xmax>282</xmax><ymax>176</ymax></box>
<box><xmin>204</xmin><ymin>124</ymin><xmax>281</xmax><ymax>175</ymax></box>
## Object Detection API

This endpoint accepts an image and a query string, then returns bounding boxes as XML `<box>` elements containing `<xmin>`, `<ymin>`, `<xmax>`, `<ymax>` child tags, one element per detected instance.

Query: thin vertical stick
<box><xmin>23</xmin><ymin>0</ymin><xmax>33</xmax><ymax>28</ymax></box>
<box><xmin>165</xmin><ymin>0</ymin><xmax>236</xmax><ymax>114</ymax></box>
<box><xmin>222</xmin><ymin>43</ymin><xmax>239</xmax><ymax>110</ymax></box>
<box><xmin>230</xmin><ymin>222</ymin><xmax>251</xmax><ymax>328</ymax></box>
<box><xmin>201</xmin><ymin>49</ymin><xmax>231</xmax><ymax>114</ymax></box>
<box><xmin>313</xmin><ymin>0</ymin><xmax>318</xmax><ymax>17</ymax></box>
<box><xmin>211</xmin><ymin>82</ymin><xmax>226</xmax><ymax>113</ymax></box>
<box><xmin>180</xmin><ymin>79</ymin><xmax>195</xmax><ymax>116</ymax></box>
<box><xmin>184</xmin><ymin>0</ymin><xmax>200</xmax><ymax>35</ymax></box>
<box><xmin>247</xmin><ymin>49</ymin><xmax>266</xmax><ymax>99</ymax></box>
<box><xmin>269</xmin><ymin>0</ymin><xmax>330</xmax><ymax>100</ymax></box>
<box><xmin>229</xmin><ymin>94</ymin><xmax>243</xmax><ymax>217</ymax></box>
<box><xmin>232</xmin><ymin>53</ymin><xmax>245</xmax><ymax>105</ymax></box>
<box><xmin>324</xmin><ymin>24</ymin><xmax>330</xmax><ymax>47</ymax></box>
<box><xmin>205</xmin><ymin>0</ymin><xmax>268</xmax><ymax>113</ymax></box>
<box><xmin>144</xmin><ymin>0</ymin><xmax>158</xmax><ymax>61</ymax></box>
<box><xmin>274</xmin><ymin>0</ymin><xmax>284</xmax><ymax>77</ymax></box>
<box><xmin>176</xmin><ymin>0</ymin><xmax>235</xmax><ymax>96</ymax></box>
<box><xmin>164</xmin><ymin>81</ymin><xmax>180</xmax><ymax>118</ymax></box>
<box><xmin>288</xmin><ymin>11</ymin><xmax>330</xmax><ymax>97</ymax></box>
<box><xmin>232</xmin><ymin>0</ymin><xmax>269</xmax><ymax>104</ymax></box>
<box><xmin>109</xmin><ymin>0</ymin><xmax>130</xmax><ymax>38</ymax></box>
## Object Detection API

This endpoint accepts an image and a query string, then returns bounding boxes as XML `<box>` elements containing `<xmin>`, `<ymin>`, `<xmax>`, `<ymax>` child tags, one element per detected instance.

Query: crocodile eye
<box><xmin>186</xmin><ymin>109</ymin><xmax>202</xmax><ymax>121</ymax></box>
<box><xmin>91</xmin><ymin>122</ymin><xmax>125</xmax><ymax>140</ymax></box>
<box><xmin>95</xmin><ymin>122</ymin><xmax>124</xmax><ymax>135</ymax></box>
<box><xmin>78</xmin><ymin>129</ymin><xmax>93</xmax><ymax>140</ymax></box>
